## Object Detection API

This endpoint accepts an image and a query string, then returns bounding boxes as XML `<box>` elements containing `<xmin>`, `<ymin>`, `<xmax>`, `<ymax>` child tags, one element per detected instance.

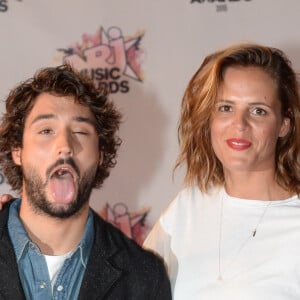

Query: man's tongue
<box><xmin>49</xmin><ymin>171</ymin><xmax>75</xmax><ymax>204</ymax></box>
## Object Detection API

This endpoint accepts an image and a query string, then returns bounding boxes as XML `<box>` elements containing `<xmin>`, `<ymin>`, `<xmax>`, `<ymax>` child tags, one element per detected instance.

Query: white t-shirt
<box><xmin>44</xmin><ymin>250</ymin><xmax>74</xmax><ymax>289</ymax></box>
<box><xmin>144</xmin><ymin>186</ymin><xmax>300</xmax><ymax>300</ymax></box>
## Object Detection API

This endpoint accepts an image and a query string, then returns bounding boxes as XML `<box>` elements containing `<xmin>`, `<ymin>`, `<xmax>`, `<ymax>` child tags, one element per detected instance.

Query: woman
<box><xmin>144</xmin><ymin>43</ymin><xmax>300</xmax><ymax>299</ymax></box>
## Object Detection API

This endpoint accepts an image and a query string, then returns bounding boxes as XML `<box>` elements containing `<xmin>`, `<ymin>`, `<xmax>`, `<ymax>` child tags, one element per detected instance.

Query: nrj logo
<box><xmin>57</xmin><ymin>27</ymin><xmax>145</xmax><ymax>94</ymax></box>
<box><xmin>99</xmin><ymin>203</ymin><xmax>150</xmax><ymax>245</ymax></box>
<box><xmin>0</xmin><ymin>0</ymin><xmax>22</xmax><ymax>13</ymax></box>
<box><xmin>0</xmin><ymin>0</ymin><xmax>7</xmax><ymax>12</ymax></box>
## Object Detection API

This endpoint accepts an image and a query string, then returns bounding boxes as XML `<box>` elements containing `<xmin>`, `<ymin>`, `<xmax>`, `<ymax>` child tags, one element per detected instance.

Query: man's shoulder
<box><xmin>91</xmin><ymin>210</ymin><xmax>166</xmax><ymax>268</ymax></box>
<box><xmin>92</xmin><ymin>210</ymin><xmax>157</xmax><ymax>253</ymax></box>
<box><xmin>81</xmin><ymin>211</ymin><xmax>171</xmax><ymax>299</ymax></box>
<box><xmin>0</xmin><ymin>201</ymin><xmax>12</xmax><ymax>232</ymax></box>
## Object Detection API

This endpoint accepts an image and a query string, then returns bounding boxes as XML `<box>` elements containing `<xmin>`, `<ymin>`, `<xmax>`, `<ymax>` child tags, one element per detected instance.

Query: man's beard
<box><xmin>22</xmin><ymin>159</ymin><xmax>97</xmax><ymax>219</ymax></box>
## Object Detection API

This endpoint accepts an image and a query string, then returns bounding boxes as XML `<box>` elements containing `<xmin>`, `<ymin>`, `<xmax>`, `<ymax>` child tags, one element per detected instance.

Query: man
<box><xmin>0</xmin><ymin>64</ymin><xmax>171</xmax><ymax>299</ymax></box>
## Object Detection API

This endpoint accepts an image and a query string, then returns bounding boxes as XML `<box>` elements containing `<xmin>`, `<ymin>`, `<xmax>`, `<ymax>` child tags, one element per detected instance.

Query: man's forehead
<box><xmin>25</xmin><ymin>93</ymin><xmax>96</xmax><ymax>125</ymax></box>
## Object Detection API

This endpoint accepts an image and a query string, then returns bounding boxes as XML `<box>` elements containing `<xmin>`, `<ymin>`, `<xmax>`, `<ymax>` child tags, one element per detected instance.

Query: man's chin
<box><xmin>32</xmin><ymin>199</ymin><xmax>83</xmax><ymax>219</ymax></box>
<box><xmin>50</xmin><ymin>198</ymin><xmax>76</xmax><ymax>208</ymax></box>
<box><xmin>43</xmin><ymin>207</ymin><xmax>80</xmax><ymax>219</ymax></box>
<box><xmin>23</xmin><ymin>167</ymin><xmax>94</xmax><ymax>219</ymax></box>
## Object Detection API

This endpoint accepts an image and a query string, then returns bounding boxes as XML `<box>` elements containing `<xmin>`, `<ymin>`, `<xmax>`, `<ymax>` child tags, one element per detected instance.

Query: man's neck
<box><xmin>19</xmin><ymin>199</ymin><xmax>90</xmax><ymax>255</ymax></box>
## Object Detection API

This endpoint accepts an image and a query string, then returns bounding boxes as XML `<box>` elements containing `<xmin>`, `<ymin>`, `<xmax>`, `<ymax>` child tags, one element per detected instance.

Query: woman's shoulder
<box><xmin>160</xmin><ymin>185</ymin><xmax>222</xmax><ymax>225</ymax></box>
<box><xmin>170</xmin><ymin>185</ymin><xmax>222</xmax><ymax>207</ymax></box>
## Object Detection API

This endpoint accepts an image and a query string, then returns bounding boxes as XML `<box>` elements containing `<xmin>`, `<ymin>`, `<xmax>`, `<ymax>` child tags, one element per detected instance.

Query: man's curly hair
<box><xmin>0</xmin><ymin>64</ymin><xmax>122</xmax><ymax>192</ymax></box>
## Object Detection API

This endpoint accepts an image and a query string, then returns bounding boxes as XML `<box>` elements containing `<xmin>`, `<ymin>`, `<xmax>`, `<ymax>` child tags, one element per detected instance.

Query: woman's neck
<box><xmin>223</xmin><ymin>170</ymin><xmax>292</xmax><ymax>200</ymax></box>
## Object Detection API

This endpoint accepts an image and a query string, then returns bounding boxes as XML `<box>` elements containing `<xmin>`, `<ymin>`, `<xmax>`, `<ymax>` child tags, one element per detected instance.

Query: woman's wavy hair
<box><xmin>0</xmin><ymin>64</ymin><xmax>121</xmax><ymax>192</ymax></box>
<box><xmin>176</xmin><ymin>43</ymin><xmax>300</xmax><ymax>194</ymax></box>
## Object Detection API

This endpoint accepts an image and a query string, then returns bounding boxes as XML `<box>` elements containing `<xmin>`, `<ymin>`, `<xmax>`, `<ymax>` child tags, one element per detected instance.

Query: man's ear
<box><xmin>11</xmin><ymin>147</ymin><xmax>22</xmax><ymax>166</ymax></box>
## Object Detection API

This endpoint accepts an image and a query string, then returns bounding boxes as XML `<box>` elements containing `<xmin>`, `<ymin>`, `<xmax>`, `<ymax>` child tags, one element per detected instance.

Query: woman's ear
<box><xmin>279</xmin><ymin>117</ymin><xmax>291</xmax><ymax>138</ymax></box>
<box><xmin>11</xmin><ymin>147</ymin><xmax>22</xmax><ymax>166</ymax></box>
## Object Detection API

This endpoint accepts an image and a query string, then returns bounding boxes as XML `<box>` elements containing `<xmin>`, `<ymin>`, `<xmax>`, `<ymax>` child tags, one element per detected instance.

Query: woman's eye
<box><xmin>251</xmin><ymin>107</ymin><xmax>267</xmax><ymax>115</ymax></box>
<box><xmin>218</xmin><ymin>105</ymin><xmax>232</xmax><ymax>112</ymax></box>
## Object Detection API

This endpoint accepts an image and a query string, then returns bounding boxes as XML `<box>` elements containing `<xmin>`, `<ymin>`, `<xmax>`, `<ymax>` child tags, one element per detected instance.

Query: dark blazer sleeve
<box><xmin>79</xmin><ymin>211</ymin><xmax>172</xmax><ymax>300</ymax></box>
<box><xmin>0</xmin><ymin>202</ymin><xmax>26</xmax><ymax>300</ymax></box>
<box><xmin>151</xmin><ymin>253</ymin><xmax>172</xmax><ymax>299</ymax></box>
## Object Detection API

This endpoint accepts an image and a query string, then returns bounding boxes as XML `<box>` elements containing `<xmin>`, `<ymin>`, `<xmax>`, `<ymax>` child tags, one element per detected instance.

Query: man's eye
<box><xmin>39</xmin><ymin>129</ymin><xmax>53</xmax><ymax>135</ymax></box>
<box><xmin>73</xmin><ymin>131</ymin><xmax>88</xmax><ymax>135</ymax></box>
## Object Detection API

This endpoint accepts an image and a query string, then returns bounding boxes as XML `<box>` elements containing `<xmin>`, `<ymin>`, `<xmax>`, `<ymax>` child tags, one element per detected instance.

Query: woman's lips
<box><xmin>226</xmin><ymin>138</ymin><xmax>252</xmax><ymax>150</ymax></box>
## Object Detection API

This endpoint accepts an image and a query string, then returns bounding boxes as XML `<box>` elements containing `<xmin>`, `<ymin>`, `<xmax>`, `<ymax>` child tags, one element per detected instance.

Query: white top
<box><xmin>44</xmin><ymin>250</ymin><xmax>74</xmax><ymax>289</ymax></box>
<box><xmin>144</xmin><ymin>186</ymin><xmax>300</xmax><ymax>300</ymax></box>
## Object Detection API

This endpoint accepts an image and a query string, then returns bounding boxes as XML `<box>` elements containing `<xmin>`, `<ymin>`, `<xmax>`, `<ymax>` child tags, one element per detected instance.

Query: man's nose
<box><xmin>56</xmin><ymin>130</ymin><xmax>74</xmax><ymax>157</ymax></box>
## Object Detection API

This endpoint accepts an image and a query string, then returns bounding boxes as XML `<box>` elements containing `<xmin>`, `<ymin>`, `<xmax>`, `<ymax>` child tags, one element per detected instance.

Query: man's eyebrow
<box><xmin>73</xmin><ymin>116</ymin><xmax>96</xmax><ymax>127</ymax></box>
<box><xmin>30</xmin><ymin>114</ymin><xmax>56</xmax><ymax>125</ymax></box>
<box><xmin>30</xmin><ymin>114</ymin><xmax>96</xmax><ymax>127</ymax></box>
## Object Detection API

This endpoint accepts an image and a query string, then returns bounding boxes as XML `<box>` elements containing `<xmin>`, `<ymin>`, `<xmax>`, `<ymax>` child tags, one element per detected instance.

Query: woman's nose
<box><xmin>232</xmin><ymin>111</ymin><xmax>248</xmax><ymax>131</ymax></box>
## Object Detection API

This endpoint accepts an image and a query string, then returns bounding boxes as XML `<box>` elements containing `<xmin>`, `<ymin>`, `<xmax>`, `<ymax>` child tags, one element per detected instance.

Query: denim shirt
<box><xmin>8</xmin><ymin>199</ymin><xmax>94</xmax><ymax>300</ymax></box>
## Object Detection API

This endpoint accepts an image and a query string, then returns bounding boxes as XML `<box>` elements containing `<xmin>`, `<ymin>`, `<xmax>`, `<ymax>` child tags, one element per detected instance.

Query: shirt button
<box><xmin>57</xmin><ymin>285</ymin><xmax>63</xmax><ymax>292</ymax></box>
<box><xmin>40</xmin><ymin>282</ymin><xmax>46</xmax><ymax>289</ymax></box>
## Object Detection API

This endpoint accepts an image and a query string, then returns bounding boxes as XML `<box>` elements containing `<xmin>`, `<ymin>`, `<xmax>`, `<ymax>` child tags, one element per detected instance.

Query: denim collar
<box><xmin>8</xmin><ymin>198</ymin><xmax>94</xmax><ymax>267</ymax></box>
